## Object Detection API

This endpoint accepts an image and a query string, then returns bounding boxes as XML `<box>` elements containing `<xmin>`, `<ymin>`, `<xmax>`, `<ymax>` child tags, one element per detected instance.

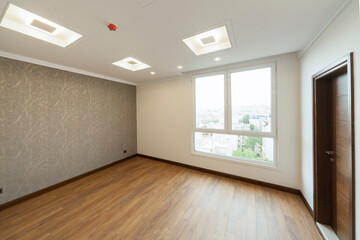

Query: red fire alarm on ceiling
<box><xmin>107</xmin><ymin>23</ymin><xmax>117</xmax><ymax>31</ymax></box>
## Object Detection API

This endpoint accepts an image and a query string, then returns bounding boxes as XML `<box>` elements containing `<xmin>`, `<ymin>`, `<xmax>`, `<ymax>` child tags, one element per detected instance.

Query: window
<box><xmin>192</xmin><ymin>63</ymin><xmax>276</xmax><ymax>165</ymax></box>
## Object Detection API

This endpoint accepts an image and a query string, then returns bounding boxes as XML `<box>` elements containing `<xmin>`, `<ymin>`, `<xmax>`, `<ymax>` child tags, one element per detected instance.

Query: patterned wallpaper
<box><xmin>0</xmin><ymin>57</ymin><xmax>137</xmax><ymax>204</ymax></box>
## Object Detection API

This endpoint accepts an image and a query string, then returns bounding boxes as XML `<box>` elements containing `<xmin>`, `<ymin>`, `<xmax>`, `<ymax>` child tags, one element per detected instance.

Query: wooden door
<box><xmin>313</xmin><ymin>53</ymin><xmax>354</xmax><ymax>240</ymax></box>
<box><xmin>331</xmin><ymin>73</ymin><xmax>351</xmax><ymax>239</ymax></box>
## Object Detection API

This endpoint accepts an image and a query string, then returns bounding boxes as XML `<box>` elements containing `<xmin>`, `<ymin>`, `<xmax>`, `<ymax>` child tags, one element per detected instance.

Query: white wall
<box><xmin>299</xmin><ymin>0</ymin><xmax>360</xmax><ymax>237</ymax></box>
<box><xmin>137</xmin><ymin>52</ymin><xmax>301</xmax><ymax>189</ymax></box>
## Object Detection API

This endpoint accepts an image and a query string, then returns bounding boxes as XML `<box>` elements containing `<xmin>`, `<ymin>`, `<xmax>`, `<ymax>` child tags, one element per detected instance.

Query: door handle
<box><xmin>325</xmin><ymin>151</ymin><xmax>335</xmax><ymax>162</ymax></box>
<box><xmin>325</xmin><ymin>151</ymin><xmax>335</xmax><ymax>155</ymax></box>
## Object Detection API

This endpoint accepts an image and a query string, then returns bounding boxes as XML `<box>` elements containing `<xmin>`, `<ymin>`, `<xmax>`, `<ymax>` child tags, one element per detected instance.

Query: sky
<box><xmin>195</xmin><ymin>74</ymin><xmax>224</xmax><ymax>110</ymax></box>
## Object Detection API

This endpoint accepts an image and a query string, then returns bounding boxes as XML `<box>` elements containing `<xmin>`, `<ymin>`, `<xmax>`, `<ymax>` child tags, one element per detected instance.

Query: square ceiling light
<box><xmin>0</xmin><ymin>4</ymin><xmax>82</xmax><ymax>47</ymax></box>
<box><xmin>112</xmin><ymin>57</ymin><xmax>151</xmax><ymax>71</ymax></box>
<box><xmin>182</xmin><ymin>26</ymin><xmax>232</xmax><ymax>56</ymax></box>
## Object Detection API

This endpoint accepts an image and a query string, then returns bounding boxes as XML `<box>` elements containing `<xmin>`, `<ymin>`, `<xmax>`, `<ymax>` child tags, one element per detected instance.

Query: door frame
<box><xmin>312</xmin><ymin>53</ymin><xmax>355</xmax><ymax>240</ymax></box>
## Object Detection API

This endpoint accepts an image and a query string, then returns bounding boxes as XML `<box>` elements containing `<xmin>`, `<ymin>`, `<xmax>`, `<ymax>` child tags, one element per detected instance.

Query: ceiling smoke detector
<box><xmin>107</xmin><ymin>23</ymin><xmax>117</xmax><ymax>31</ymax></box>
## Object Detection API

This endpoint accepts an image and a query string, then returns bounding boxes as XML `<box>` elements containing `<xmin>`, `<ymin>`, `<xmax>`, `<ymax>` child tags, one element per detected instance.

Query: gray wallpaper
<box><xmin>0</xmin><ymin>57</ymin><xmax>137</xmax><ymax>204</ymax></box>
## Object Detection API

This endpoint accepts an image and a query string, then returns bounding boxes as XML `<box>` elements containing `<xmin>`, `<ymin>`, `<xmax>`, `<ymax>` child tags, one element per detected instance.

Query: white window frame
<box><xmin>191</xmin><ymin>62</ymin><xmax>277</xmax><ymax>167</ymax></box>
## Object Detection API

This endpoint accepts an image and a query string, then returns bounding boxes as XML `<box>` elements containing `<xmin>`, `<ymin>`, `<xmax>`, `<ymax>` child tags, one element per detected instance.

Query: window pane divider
<box><xmin>227</xmin><ymin>130</ymin><xmax>275</xmax><ymax>138</ymax></box>
<box><xmin>226</xmin><ymin>71</ymin><xmax>231</xmax><ymax>134</ymax></box>
<box><xmin>193</xmin><ymin>128</ymin><xmax>227</xmax><ymax>134</ymax></box>
<box><xmin>194</xmin><ymin>128</ymin><xmax>275</xmax><ymax>138</ymax></box>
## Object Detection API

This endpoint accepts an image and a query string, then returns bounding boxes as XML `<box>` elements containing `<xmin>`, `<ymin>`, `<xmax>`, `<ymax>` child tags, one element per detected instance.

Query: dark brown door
<box><xmin>331</xmin><ymin>73</ymin><xmax>351</xmax><ymax>239</ymax></box>
<box><xmin>313</xmin><ymin>53</ymin><xmax>355</xmax><ymax>240</ymax></box>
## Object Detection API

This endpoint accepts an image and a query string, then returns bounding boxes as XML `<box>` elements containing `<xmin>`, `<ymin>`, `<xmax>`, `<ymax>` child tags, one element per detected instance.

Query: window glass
<box><xmin>194</xmin><ymin>132</ymin><xmax>274</xmax><ymax>163</ymax></box>
<box><xmin>195</xmin><ymin>74</ymin><xmax>225</xmax><ymax>129</ymax></box>
<box><xmin>231</xmin><ymin>68</ymin><xmax>272</xmax><ymax>132</ymax></box>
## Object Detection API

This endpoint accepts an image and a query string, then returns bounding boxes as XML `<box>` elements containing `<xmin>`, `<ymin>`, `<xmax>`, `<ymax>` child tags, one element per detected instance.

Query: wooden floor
<box><xmin>0</xmin><ymin>156</ymin><xmax>321</xmax><ymax>240</ymax></box>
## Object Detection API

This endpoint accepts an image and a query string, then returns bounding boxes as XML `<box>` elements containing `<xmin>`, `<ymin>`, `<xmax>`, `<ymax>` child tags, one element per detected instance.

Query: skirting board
<box><xmin>137</xmin><ymin>154</ymin><xmax>299</xmax><ymax>193</ymax></box>
<box><xmin>299</xmin><ymin>191</ymin><xmax>314</xmax><ymax>218</ymax></box>
<box><xmin>0</xmin><ymin>154</ymin><xmax>136</xmax><ymax>211</ymax></box>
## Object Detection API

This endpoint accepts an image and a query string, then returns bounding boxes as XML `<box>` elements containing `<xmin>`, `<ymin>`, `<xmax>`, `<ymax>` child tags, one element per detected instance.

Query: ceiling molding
<box><xmin>136</xmin><ymin>74</ymin><xmax>182</xmax><ymax>86</ymax></box>
<box><xmin>0</xmin><ymin>50</ymin><xmax>137</xmax><ymax>86</ymax></box>
<box><xmin>297</xmin><ymin>0</ymin><xmax>352</xmax><ymax>59</ymax></box>
<box><xmin>135</xmin><ymin>0</ymin><xmax>157</xmax><ymax>8</ymax></box>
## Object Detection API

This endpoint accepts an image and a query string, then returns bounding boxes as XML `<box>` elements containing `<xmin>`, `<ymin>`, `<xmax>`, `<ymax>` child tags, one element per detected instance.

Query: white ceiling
<box><xmin>0</xmin><ymin>0</ymin><xmax>345</xmax><ymax>84</ymax></box>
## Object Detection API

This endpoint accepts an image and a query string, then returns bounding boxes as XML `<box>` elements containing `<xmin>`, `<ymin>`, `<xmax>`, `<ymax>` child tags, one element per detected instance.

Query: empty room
<box><xmin>0</xmin><ymin>0</ymin><xmax>359</xmax><ymax>239</ymax></box>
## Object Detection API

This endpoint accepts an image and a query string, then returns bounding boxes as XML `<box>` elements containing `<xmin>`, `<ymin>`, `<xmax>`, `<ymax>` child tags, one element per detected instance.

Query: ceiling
<box><xmin>0</xmin><ymin>0</ymin><xmax>345</xmax><ymax>84</ymax></box>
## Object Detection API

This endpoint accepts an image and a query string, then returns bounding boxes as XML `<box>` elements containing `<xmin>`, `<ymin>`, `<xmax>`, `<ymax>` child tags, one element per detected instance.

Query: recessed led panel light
<box><xmin>214</xmin><ymin>57</ymin><xmax>221</xmax><ymax>61</ymax></box>
<box><xmin>150</xmin><ymin>72</ymin><xmax>156</xmax><ymax>75</ymax></box>
<box><xmin>200</xmin><ymin>35</ymin><xmax>216</xmax><ymax>46</ymax></box>
<box><xmin>112</xmin><ymin>57</ymin><xmax>151</xmax><ymax>71</ymax></box>
<box><xmin>183</xmin><ymin>26</ymin><xmax>231</xmax><ymax>56</ymax></box>
<box><xmin>127</xmin><ymin>60</ymin><xmax>140</xmax><ymax>65</ymax></box>
<box><xmin>177</xmin><ymin>66</ymin><xmax>183</xmax><ymax>69</ymax></box>
<box><xmin>30</xmin><ymin>19</ymin><xmax>57</xmax><ymax>34</ymax></box>
<box><xmin>0</xmin><ymin>4</ymin><xmax>82</xmax><ymax>47</ymax></box>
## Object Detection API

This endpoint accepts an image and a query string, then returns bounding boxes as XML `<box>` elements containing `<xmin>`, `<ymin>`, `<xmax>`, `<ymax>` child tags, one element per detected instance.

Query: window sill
<box><xmin>191</xmin><ymin>150</ymin><xmax>279</xmax><ymax>171</ymax></box>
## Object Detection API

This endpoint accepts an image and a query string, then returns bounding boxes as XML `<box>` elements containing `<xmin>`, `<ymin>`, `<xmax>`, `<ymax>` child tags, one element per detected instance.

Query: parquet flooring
<box><xmin>0</xmin><ymin>156</ymin><xmax>321</xmax><ymax>239</ymax></box>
